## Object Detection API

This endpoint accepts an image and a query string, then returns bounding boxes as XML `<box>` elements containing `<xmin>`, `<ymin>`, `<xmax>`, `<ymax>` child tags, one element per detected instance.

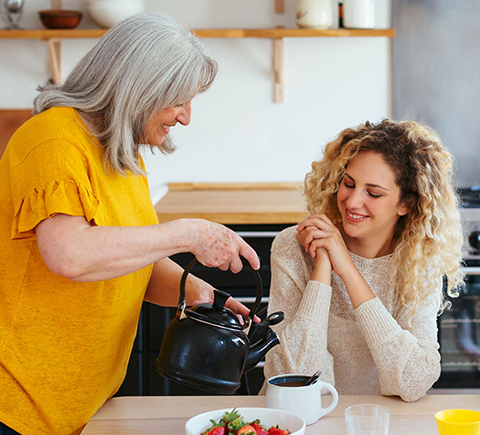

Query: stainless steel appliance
<box><xmin>435</xmin><ymin>189</ymin><xmax>480</xmax><ymax>389</ymax></box>
<box><xmin>393</xmin><ymin>0</ymin><xmax>480</xmax><ymax>391</ymax></box>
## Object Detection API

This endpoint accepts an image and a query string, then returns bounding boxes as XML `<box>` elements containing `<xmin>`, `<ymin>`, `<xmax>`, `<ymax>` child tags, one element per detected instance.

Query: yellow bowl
<box><xmin>435</xmin><ymin>409</ymin><xmax>480</xmax><ymax>435</ymax></box>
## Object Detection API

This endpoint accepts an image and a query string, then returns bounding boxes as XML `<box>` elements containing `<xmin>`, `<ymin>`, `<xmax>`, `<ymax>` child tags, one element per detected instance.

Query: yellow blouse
<box><xmin>0</xmin><ymin>107</ymin><xmax>159</xmax><ymax>434</ymax></box>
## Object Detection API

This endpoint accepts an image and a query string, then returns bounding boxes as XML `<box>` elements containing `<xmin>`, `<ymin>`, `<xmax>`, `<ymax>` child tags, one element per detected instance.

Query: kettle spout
<box><xmin>244</xmin><ymin>327</ymin><xmax>280</xmax><ymax>373</ymax></box>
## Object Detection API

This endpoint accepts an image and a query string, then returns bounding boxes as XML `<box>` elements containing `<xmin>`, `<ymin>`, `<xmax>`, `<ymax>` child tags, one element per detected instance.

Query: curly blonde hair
<box><xmin>304</xmin><ymin>119</ymin><xmax>464</xmax><ymax>311</ymax></box>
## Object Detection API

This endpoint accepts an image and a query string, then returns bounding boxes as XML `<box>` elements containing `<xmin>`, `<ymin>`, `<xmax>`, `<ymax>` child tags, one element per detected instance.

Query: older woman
<box><xmin>263</xmin><ymin>119</ymin><xmax>464</xmax><ymax>402</ymax></box>
<box><xmin>0</xmin><ymin>13</ymin><xmax>259</xmax><ymax>435</ymax></box>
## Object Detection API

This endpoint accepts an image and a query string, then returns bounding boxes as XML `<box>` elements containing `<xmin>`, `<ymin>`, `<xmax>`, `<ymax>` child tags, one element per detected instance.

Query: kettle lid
<box><xmin>185</xmin><ymin>289</ymin><xmax>244</xmax><ymax>331</ymax></box>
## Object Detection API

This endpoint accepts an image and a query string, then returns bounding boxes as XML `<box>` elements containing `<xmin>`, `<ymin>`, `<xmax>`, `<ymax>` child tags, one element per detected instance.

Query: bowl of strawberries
<box><xmin>185</xmin><ymin>407</ymin><xmax>305</xmax><ymax>435</ymax></box>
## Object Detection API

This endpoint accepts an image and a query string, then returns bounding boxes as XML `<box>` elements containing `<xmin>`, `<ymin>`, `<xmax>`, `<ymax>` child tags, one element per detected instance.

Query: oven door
<box><xmin>434</xmin><ymin>261</ymin><xmax>480</xmax><ymax>389</ymax></box>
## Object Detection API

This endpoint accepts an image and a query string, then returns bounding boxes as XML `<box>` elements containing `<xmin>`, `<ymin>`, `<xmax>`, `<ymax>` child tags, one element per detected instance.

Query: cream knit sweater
<box><xmin>263</xmin><ymin>226</ymin><xmax>441</xmax><ymax>402</ymax></box>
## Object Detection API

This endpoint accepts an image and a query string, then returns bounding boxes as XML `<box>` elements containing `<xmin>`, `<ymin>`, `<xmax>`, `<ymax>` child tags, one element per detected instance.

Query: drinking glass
<box><xmin>4</xmin><ymin>0</ymin><xmax>24</xmax><ymax>29</ymax></box>
<box><xmin>345</xmin><ymin>404</ymin><xmax>390</xmax><ymax>435</ymax></box>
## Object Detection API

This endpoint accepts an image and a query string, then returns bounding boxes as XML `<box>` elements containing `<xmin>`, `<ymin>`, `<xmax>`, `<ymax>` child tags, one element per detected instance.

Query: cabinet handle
<box><xmin>235</xmin><ymin>231</ymin><xmax>280</xmax><ymax>238</ymax></box>
<box><xmin>235</xmin><ymin>297</ymin><xmax>269</xmax><ymax>304</ymax></box>
<box><xmin>461</xmin><ymin>267</ymin><xmax>480</xmax><ymax>275</ymax></box>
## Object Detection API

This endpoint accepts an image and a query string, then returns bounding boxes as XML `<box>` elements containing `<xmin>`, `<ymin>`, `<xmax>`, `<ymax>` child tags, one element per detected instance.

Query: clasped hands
<box><xmin>296</xmin><ymin>214</ymin><xmax>352</xmax><ymax>279</ymax></box>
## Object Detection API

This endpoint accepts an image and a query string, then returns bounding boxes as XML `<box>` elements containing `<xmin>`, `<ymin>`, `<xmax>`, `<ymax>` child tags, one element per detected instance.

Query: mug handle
<box><xmin>318</xmin><ymin>382</ymin><xmax>339</xmax><ymax>416</ymax></box>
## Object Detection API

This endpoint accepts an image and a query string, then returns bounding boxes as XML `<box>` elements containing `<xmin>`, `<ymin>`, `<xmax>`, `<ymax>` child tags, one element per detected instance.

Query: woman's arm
<box><xmin>354</xmin><ymin>291</ymin><xmax>441</xmax><ymax>402</ymax></box>
<box><xmin>35</xmin><ymin>214</ymin><xmax>259</xmax><ymax>282</ymax></box>
<box><xmin>263</xmin><ymin>227</ymin><xmax>336</xmax><ymax>387</ymax></box>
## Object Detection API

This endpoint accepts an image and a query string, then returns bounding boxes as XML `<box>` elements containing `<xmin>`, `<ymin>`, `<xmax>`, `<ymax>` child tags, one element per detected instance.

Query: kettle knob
<box><xmin>212</xmin><ymin>289</ymin><xmax>231</xmax><ymax>311</ymax></box>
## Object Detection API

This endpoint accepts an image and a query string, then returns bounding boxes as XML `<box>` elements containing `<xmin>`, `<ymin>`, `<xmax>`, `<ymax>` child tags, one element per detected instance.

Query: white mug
<box><xmin>296</xmin><ymin>0</ymin><xmax>333</xmax><ymax>30</ymax></box>
<box><xmin>343</xmin><ymin>0</ymin><xmax>375</xmax><ymax>29</ymax></box>
<box><xmin>265</xmin><ymin>374</ymin><xmax>339</xmax><ymax>425</ymax></box>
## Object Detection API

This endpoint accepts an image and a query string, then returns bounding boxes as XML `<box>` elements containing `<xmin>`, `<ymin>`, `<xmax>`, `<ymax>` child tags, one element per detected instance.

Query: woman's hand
<box><xmin>296</xmin><ymin>215</ymin><xmax>375</xmax><ymax>308</ymax></box>
<box><xmin>296</xmin><ymin>215</ymin><xmax>353</xmax><ymax>279</ymax></box>
<box><xmin>181</xmin><ymin>219</ymin><xmax>260</xmax><ymax>273</ymax></box>
<box><xmin>186</xmin><ymin>277</ymin><xmax>259</xmax><ymax>323</ymax></box>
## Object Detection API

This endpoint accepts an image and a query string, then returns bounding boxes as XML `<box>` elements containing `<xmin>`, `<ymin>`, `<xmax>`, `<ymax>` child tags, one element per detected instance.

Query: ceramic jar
<box><xmin>343</xmin><ymin>0</ymin><xmax>375</xmax><ymax>29</ymax></box>
<box><xmin>296</xmin><ymin>0</ymin><xmax>333</xmax><ymax>30</ymax></box>
<box><xmin>87</xmin><ymin>0</ymin><xmax>145</xmax><ymax>28</ymax></box>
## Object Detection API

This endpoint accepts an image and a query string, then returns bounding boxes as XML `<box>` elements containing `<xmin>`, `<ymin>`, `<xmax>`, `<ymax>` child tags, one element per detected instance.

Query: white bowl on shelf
<box><xmin>185</xmin><ymin>407</ymin><xmax>305</xmax><ymax>435</ymax></box>
<box><xmin>86</xmin><ymin>0</ymin><xmax>144</xmax><ymax>28</ymax></box>
<box><xmin>88</xmin><ymin>0</ymin><xmax>141</xmax><ymax>2</ymax></box>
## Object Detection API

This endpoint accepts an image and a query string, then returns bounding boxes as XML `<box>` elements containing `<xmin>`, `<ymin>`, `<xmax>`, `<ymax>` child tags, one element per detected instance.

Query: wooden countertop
<box><xmin>82</xmin><ymin>394</ymin><xmax>480</xmax><ymax>434</ymax></box>
<box><xmin>155</xmin><ymin>183</ymin><xmax>307</xmax><ymax>225</ymax></box>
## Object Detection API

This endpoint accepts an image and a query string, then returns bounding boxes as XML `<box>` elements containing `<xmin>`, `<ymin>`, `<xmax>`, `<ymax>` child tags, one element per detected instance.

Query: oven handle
<box><xmin>461</xmin><ymin>266</ymin><xmax>480</xmax><ymax>275</ymax></box>
<box><xmin>235</xmin><ymin>231</ymin><xmax>280</xmax><ymax>238</ymax></box>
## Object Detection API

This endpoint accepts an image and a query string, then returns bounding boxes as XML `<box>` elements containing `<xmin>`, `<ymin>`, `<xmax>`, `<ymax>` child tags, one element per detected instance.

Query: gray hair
<box><xmin>33</xmin><ymin>12</ymin><xmax>218</xmax><ymax>175</ymax></box>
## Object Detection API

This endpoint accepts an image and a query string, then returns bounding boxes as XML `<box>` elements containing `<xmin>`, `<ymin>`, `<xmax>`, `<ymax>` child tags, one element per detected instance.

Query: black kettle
<box><xmin>155</xmin><ymin>258</ymin><xmax>284</xmax><ymax>394</ymax></box>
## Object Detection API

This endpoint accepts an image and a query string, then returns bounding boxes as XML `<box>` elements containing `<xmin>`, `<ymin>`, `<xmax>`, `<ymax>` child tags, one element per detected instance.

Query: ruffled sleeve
<box><xmin>12</xmin><ymin>178</ymin><xmax>103</xmax><ymax>240</ymax></box>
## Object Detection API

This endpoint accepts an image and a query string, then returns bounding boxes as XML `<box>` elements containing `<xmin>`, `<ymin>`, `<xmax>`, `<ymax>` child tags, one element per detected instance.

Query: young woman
<box><xmin>263</xmin><ymin>119</ymin><xmax>464</xmax><ymax>402</ymax></box>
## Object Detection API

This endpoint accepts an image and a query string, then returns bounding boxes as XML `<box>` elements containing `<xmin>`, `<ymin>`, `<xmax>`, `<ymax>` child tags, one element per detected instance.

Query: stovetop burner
<box><xmin>459</xmin><ymin>186</ymin><xmax>480</xmax><ymax>208</ymax></box>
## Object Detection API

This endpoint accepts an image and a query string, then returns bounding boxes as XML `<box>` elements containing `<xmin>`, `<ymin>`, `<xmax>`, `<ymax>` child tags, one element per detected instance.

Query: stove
<box><xmin>459</xmin><ymin>187</ymin><xmax>480</xmax><ymax>260</ymax></box>
<box><xmin>459</xmin><ymin>186</ymin><xmax>480</xmax><ymax>209</ymax></box>
<box><xmin>434</xmin><ymin>187</ymin><xmax>480</xmax><ymax>390</ymax></box>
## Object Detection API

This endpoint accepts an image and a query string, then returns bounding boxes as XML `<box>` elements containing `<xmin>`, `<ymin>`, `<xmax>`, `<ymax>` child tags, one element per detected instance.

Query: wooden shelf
<box><xmin>0</xmin><ymin>29</ymin><xmax>106</xmax><ymax>39</ymax></box>
<box><xmin>0</xmin><ymin>28</ymin><xmax>395</xmax><ymax>39</ymax></box>
<box><xmin>0</xmin><ymin>27</ymin><xmax>395</xmax><ymax>102</ymax></box>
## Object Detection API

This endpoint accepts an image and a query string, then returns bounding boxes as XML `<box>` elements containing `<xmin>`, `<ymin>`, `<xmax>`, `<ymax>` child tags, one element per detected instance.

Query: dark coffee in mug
<box><xmin>275</xmin><ymin>380</ymin><xmax>307</xmax><ymax>387</ymax></box>
<box><xmin>268</xmin><ymin>375</ymin><xmax>309</xmax><ymax>387</ymax></box>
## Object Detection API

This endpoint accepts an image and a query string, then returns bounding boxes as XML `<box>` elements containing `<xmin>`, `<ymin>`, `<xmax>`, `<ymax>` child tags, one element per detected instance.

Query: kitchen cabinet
<box><xmin>0</xmin><ymin>27</ymin><xmax>395</xmax><ymax>102</ymax></box>
<box><xmin>115</xmin><ymin>183</ymin><xmax>305</xmax><ymax>396</ymax></box>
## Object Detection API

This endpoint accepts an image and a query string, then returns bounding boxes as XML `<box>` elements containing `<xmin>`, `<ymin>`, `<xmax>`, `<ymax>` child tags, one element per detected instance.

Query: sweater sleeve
<box><xmin>354</xmin><ymin>289</ymin><xmax>441</xmax><ymax>402</ymax></box>
<box><xmin>263</xmin><ymin>227</ymin><xmax>336</xmax><ymax>388</ymax></box>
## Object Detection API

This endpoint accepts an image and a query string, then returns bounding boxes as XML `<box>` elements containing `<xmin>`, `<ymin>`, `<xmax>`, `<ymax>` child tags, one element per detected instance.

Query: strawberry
<box><xmin>251</xmin><ymin>422</ymin><xmax>268</xmax><ymax>435</ymax></box>
<box><xmin>204</xmin><ymin>427</ymin><xmax>225</xmax><ymax>435</ymax></box>
<box><xmin>237</xmin><ymin>424</ymin><xmax>256</xmax><ymax>435</ymax></box>
<box><xmin>267</xmin><ymin>427</ymin><xmax>290</xmax><ymax>435</ymax></box>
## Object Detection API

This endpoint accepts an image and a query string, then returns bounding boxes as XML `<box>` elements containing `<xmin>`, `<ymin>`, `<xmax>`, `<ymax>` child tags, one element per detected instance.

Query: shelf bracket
<box><xmin>46</xmin><ymin>0</ymin><xmax>62</xmax><ymax>84</ymax></box>
<box><xmin>47</xmin><ymin>38</ymin><xmax>62</xmax><ymax>85</ymax></box>
<box><xmin>273</xmin><ymin>37</ymin><xmax>284</xmax><ymax>103</ymax></box>
<box><xmin>275</xmin><ymin>0</ymin><xmax>285</xmax><ymax>14</ymax></box>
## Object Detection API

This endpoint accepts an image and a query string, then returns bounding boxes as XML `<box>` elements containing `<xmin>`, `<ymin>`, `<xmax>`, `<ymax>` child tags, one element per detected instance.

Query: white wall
<box><xmin>0</xmin><ymin>0</ymin><xmax>392</xmax><ymax>203</ymax></box>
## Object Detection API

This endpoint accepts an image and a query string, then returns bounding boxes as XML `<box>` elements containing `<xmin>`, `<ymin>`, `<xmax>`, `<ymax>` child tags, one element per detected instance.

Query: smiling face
<box><xmin>336</xmin><ymin>151</ymin><xmax>409</xmax><ymax>255</ymax></box>
<box><xmin>142</xmin><ymin>101</ymin><xmax>192</xmax><ymax>145</ymax></box>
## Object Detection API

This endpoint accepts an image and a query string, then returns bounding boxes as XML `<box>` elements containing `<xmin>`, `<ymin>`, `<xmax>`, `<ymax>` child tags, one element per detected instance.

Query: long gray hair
<box><xmin>33</xmin><ymin>12</ymin><xmax>218</xmax><ymax>175</ymax></box>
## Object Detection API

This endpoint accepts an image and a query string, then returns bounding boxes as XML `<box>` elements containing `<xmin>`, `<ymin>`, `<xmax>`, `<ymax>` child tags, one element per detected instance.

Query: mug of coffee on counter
<box><xmin>265</xmin><ymin>374</ymin><xmax>339</xmax><ymax>425</ymax></box>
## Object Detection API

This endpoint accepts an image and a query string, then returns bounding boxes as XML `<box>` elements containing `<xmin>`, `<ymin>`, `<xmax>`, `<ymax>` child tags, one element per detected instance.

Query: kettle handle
<box><xmin>178</xmin><ymin>258</ymin><xmax>264</xmax><ymax>323</ymax></box>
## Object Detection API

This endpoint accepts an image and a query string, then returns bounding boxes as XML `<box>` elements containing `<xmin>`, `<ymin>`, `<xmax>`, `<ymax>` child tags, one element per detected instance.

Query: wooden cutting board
<box><xmin>155</xmin><ymin>182</ymin><xmax>308</xmax><ymax>225</ymax></box>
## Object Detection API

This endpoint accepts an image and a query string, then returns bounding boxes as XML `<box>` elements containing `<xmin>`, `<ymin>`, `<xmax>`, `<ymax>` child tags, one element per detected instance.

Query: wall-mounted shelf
<box><xmin>0</xmin><ymin>27</ymin><xmax>395</xmax><ymax>102</ymax></box>
<box><xmin>0</xmin><ymin>28</ymin><xmax>395</xmax><ymax>39</ymax></box>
